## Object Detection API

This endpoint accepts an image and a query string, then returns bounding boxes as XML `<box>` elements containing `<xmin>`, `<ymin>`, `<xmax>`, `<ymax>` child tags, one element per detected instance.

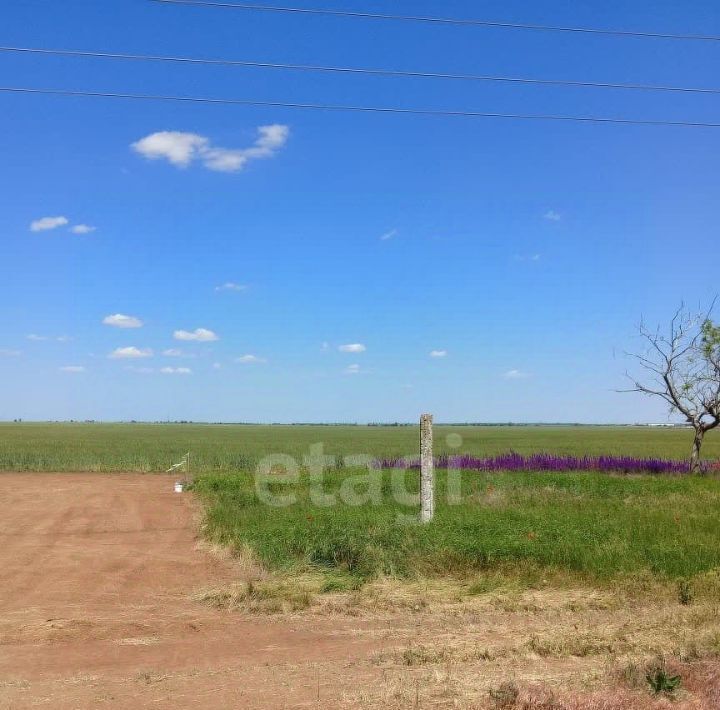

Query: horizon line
<box><xmin>0</xmin><ymin>420</ymin><xmax>689</xmax><ymax>427</ymax></box>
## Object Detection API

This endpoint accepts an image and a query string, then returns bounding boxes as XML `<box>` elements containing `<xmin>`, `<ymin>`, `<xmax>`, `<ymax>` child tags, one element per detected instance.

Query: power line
<box><xmin>150</xmin><ymin>0</ymin><xmax>720</xmax><ymax>43</ymax></box>
<box><xmin>2</xmin><ymin>45</ymin><xmax>719</xmax><ymax>96</ymax></box>
<box><xmin>2</xmin><ymin>86</ymin><xmax>720</xmax><ymax>128</ymax></box>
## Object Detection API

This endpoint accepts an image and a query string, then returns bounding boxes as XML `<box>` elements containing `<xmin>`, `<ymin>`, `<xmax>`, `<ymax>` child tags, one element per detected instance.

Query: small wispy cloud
<box><xmin>103</xmin><ymin>314</ymin><xmax>143</xmax><ymax>329</ymax></box>
<box><xmin>380</xmin><ymin>229</ymin><xmax>398</xmax><ymax>241</ymax></box>
<box><xmin>344</xmin><ymin>363</ymin><xmax>361</xmax><ymax>375</ymax></box>
<box><xmin>30</xmin><ymin>216</ymin><xmax>68</xmax><ymax>232</ymax></box>
<box><xmin>109</xmin><ymin>346</ymin><xmax>153</xmax><ymax>359</ymax></box>
<box><xmin>29</xmin><ymin>217</ymin><xmax>96</xmax><ymax>234</ymax></box>
<box><xmin>515</xmin><ymin>253</ymin><xmax>541</xmax><ymax>262</ymax></box>
<box><xmin>59</xmin><ymin>365</ymin><xmax>85</xmax><ymax>373</ymax></box>
<box><xmin>543</xmin><ymin>210</ymin><xmax>562</xmax><ymax>222</ymax></box>
<box><xmin>0</xmin><ymin>348</ymin><xmax>21</xmax><ymax>357</ymax></box>
<box><xmin>212</xmin><ymin>362</ymin><xmax>222</xmax><ymax>370</ymax></box>
<box><xmin>70</xmin><ymin>224</ymin><xmax>96</xmax><ymax>235</ymax></box>
<box><xmin>131</xmin><ymin>125</ymin><xmax>290</xmax><ymax>173</ymax></box>
<box><xmin>504</xmin><ymin>369</ymin><xmax>530</xmax><ymax>380</ymax></box>
<box><xmin>160</xmin><ymin>366</ymin><xmax>192</xmax><ymax>375</ymax></box>
<box><xmin>125</xmin><ymin>365</ymin><xmax>154</xmax><ymax>374</ymax></box>
<box><xmin>173</xmin><ymin>328</ymin><xmax>219</xmax><ymax>342</ymax></box>
<box><xmin>235</xmin><ymin>354</ymin><xmax>266</xmax><ymax>364</ymax></box>
<box><xmin>215</xmin><ymin>282</ymin><xmax>247</xmax><ymax>292</ymax></box>
<box><xmin>27</xmin><ymin>334</ymin><xmax>72</xmax><ymax>342</ymax></box>
<box><xmin>430</xmin><ymin>350</ymin><xmax>448</xmax><ymax>358</ymax></box>
<box><xmin>339</xmin><ymin>343</ymin><xmax>366</xmax><ymax>353</ymax></box>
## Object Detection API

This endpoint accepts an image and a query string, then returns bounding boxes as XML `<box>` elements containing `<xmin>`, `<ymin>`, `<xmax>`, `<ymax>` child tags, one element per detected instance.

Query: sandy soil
<box><xmin>0</xmin><ymin>474</ymin><xmax>391</xmax><ymax>709</ymax></box>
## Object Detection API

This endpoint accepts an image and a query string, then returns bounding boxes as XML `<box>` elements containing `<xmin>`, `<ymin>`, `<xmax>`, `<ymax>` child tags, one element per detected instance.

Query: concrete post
<box><xmin>420</xmin><ymin>413</ymin><xmax>434</xmax><ymax>523</ymax></box>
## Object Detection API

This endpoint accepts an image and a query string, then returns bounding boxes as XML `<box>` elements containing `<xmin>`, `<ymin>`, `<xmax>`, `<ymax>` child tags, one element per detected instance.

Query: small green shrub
<box><xmin>646</xmin><ymin>664</ymin><xmax>682</xmax><ymax>695</ymax></box>
<box><xmin>678</xmin><ymin>579</ymin><xmax>694</xmax><ymax>605</ymax></box>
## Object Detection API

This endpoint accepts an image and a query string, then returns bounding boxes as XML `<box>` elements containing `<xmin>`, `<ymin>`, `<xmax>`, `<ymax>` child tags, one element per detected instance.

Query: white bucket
<box><xmin>174</xmin><ymin>481</ymin><xmax>184</xmax><ymax>493</ymax></box>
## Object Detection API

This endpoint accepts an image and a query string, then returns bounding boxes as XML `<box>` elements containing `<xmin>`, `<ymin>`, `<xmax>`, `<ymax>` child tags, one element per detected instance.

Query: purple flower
<box><xmin>374</xmin><ymin>453</ymin><xmax>707</xmax><ymax>475</ymax></box>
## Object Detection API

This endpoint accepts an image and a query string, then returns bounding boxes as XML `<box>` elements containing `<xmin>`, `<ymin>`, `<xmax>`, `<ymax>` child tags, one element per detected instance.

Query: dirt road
<box><xmin>0</xmin><ymin>474</ymin><xmax>388</xmax><ymax>709</ymax></box>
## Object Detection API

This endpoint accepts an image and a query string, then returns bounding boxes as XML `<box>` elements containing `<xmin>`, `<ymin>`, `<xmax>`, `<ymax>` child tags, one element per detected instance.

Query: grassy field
<box><xmin>196</xmin><ymin>467</ymin><xmax>720</xmax><ymax>584</ymax></box>
<box><xmin>3</xmin><ymin>422</ymin><xmax>720</xmax><ymax>587</ymax></box>
<box><xmin>0</xmin><ymin>422</ymin><xmax>718</xmax><ymax>472</ymax></box>
<box><xmin>5</xmin><ymin>422</ymin><xmax>720</xmax><ymax>706</ymax></box>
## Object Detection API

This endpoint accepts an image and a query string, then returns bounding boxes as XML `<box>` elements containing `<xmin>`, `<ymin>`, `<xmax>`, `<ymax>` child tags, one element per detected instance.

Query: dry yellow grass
<box><xmin>197</xmin><ymin>569</ymin><xmax>720</xmax><ymax>707</ymax></box>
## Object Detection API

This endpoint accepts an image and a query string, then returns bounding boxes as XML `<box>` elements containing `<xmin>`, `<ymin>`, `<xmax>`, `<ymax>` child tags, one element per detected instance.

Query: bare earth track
<box><xmin>0</xmin><ymin>474</ymin><xmax>387</xmax><ymax>709</ymax></box>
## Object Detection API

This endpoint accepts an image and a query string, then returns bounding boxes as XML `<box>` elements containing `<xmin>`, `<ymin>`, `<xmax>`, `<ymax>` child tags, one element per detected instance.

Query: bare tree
<box><xmin>624</xmin><ymin>303</ymin><xmax>720</xmax><ymax>473</ymax></box>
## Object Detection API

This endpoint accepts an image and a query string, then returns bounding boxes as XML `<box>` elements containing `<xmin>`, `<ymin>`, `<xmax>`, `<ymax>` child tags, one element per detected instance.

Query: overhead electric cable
<box><xmin>2</xmin><ymin>45</ymin><xmax>719</xmax><ymax>95</ymax></box>
<box><xmin>1</xmin><ymin>86</ymin><xmax>719</xmax><ymax>128</ymax></box>
<box><xmin>149</xmin><ymin>0</ymin><xmax>720</xmax><ymax>43</ymax></box>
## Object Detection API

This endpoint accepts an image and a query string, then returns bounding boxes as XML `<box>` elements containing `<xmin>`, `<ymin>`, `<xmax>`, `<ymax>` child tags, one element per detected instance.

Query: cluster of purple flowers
<box><xmin>374</xmin><ymin>452</ymin><xmax>702</xmax><ymax>475</ymax></box>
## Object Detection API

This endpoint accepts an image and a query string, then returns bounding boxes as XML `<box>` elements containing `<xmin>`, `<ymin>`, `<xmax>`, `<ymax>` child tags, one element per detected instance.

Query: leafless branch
<box><xmin>622</xmin><ymin>300</ymin><xmax>720</xmax><ymax>471</ymax></box>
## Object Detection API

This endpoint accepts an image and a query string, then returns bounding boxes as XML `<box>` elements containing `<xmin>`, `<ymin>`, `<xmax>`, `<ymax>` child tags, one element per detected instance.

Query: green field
<box><xmin>2</xmin><ymin>422</ymin><xmax>719</xmax><ymax>586</ymax></box>
<box><xmin>196</xmin><ymin>467</ymin><xmax>720</xmax><ymax>583</ymax></box>
<box><xmin>0</xmin><ymin>422</ymin><xmax>718</xmax><ymax>472</ymax></box>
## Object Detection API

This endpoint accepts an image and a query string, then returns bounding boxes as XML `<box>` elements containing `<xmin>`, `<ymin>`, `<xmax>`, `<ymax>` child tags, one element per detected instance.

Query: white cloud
<box><xmin>174</xmin><ymin>328</ymin><xmax>219</xmax><ymax>342</ymax></box>
<box><xmin>200</xmin><ymin>125</ymin><xmax>289</xmax><ymax>172</ymax></box>
<box><xmin>131</xmin><ymin>125</ymin><xmax>289</xmax><ymax>173</ymax></box>
<box><xmin>504</xmin><ymin>369</ymin><xmax>530</xmax><ymax>379</ymax></box>
<box><xmin>212</xmin><ymin>362</ymin><xmax>222</xmax><ymax>370</ymax></box>
<box><xmin>160</xmin><ymin>366</ymin><xmax>192</xmax><ymax>375</ymax></box>
<box><xmin>215</xmin><ymin>282</ymin><xmax>247</xmax><ymax>292</ymax></box>
<box><xmin>103</xmin><ymin>314</ymin><xmax>143</xmax><ymax>329</ymax></box>
<box><xmin>339</xmin><ymin>343</ymin><xmax>366</xmax><ymax>353</ymax></box>
<box><xmin>131</xmin><ymin>131</ymin><xmax>209</xmax><ymax>167</ymax></box>
<box><xmin>250</xmin><ymin>124</ymin><xmax>290</xmax><ymax>154</ymax></box>
<box><xmin>344</xmin><ymin>363</ymin><xmax>361</xmax><ymax>375</ymax></box>
<box><xmin>27</xmin><ymin>334</ymin><xmax>72</xmax><ymax>342</ymax></box>
<box><xmin>60</xmin><ymin>365</ymin><xmax>85</xmax><ymax>373</ymax></box>
<box><xmin>0</xmin><ymin>348</ymin><xmax>21</xmax><ymax>357</ymax></box>
<box><xmin>30</xmin><ymin>216</ymin><xmax>68</xmax><ymax>232</ymax></box>
<box><xmin>380</xmin><ymin>229</ymin><xmax>398</xmax><ymax>241</ymax></box>
<box><xmin>109</xmin><ymin>346</ymin><xmax>153</xmax><ymax>359</ymax></box>
<box><xmin>544</xmin><ymin>210</ymin><xmax>561</xmax><ymax>222</ymax></box>
<box><xmin>235</xmin><ymin>354</ymin><xmax>266</xmax><ymax>364</ymax></box>
<box><xmin>201</xmin><ymin>149</ymin><xmax>249</xmax><ymax>173</ymax></box>
<box><xmin>71</xmin><ymin>224</ymin><xmax>96</xmax><ymax>234</ymax></box>
<box><xmin>430</xmin><ymin>350</ymin><xmax>448</xmax><ymax>358</ymax></box>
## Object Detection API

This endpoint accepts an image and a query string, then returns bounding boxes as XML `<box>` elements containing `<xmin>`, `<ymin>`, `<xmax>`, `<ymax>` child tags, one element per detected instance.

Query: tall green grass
<box><xmin>195</xmin><ymin>468</ymin><xmax>720</xmax><ymax>582</ymax></box>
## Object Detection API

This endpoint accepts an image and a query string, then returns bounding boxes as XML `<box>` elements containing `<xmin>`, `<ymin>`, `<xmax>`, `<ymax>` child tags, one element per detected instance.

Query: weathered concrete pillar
<box><xmin>420</xmin><ymin>413</ymin><xmax>434</xmax><ymax>523</ymax></box>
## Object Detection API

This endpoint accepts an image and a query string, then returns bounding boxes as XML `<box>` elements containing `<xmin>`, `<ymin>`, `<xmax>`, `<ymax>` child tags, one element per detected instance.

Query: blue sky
<box><xmin>1</xmin><ymin>0</ymin><xmax>718</xmax><ymax>423</ymax></box>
